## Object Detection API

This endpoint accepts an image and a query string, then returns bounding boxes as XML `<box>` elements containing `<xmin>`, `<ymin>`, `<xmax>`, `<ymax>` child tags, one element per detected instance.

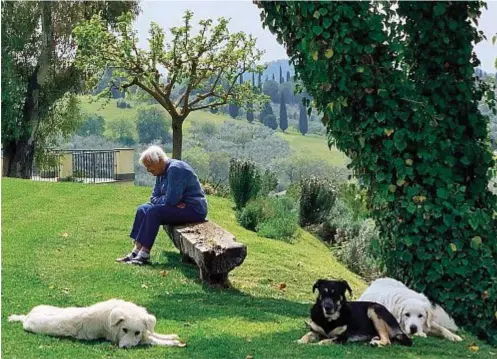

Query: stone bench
<box><xmin>163</xmin><ymin>221</ymin><xmax>247</xmax><ymax>286</ymax></box>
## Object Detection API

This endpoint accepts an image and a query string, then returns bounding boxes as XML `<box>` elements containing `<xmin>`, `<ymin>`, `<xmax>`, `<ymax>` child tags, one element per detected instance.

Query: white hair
<box><xmin>139</xmin><ymin>145</ymin><xmax>168</xmax><ymax>165</ymax></box>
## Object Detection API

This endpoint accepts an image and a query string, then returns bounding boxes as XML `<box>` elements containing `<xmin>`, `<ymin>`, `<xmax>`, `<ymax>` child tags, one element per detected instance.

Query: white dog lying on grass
<box><xmin>359</xmin><ymin>278</ymin><xmax>462</xmax><ymax>342</ymax></box>
<box><xmin>8</xmin><ymin>299</ymin><xmax>186</xmax><ymax>348</ymax></box>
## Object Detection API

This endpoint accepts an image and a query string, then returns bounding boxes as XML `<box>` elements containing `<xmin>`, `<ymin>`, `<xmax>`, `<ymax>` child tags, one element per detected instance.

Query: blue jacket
<box><xmin>150</xmin><ymin>159</ymin><xmax>208</xmax><ymax>215</ymax></box>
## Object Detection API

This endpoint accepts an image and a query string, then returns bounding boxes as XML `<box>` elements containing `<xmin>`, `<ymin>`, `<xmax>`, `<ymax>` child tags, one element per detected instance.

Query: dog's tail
<box><xmin>8</xmin><ymin>314</ymin><xmax>26</xmax><ymax>323</ymax></box>
<box><xmin>432</xmin><ymin>304</ymin><xmax>458</xmax><ymax>332</ymax></box>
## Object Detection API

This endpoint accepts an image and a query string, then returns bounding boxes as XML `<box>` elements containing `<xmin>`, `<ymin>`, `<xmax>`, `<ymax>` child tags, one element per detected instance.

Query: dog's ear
<box><xmin>312</xmin><ymin>279</ymin><xmax>324</xmax><ymax>293</ymax></box>
<box><xmin>426</xmin><ymin>307</ymin><xmax>434</xmax><ymax>329</ymax></box>
<box><xmin>109</xmin><ymin>308</ymin><xmax>126</xmax><ymax>327</ymax></box>
<box><xmin>143</xmin><ymin>313</ymin><xmax>157</xmax><ymax>332</ymax></box>
<box><xmin>340</xmin><ymin>280</ymin><xmax>353</xmax><ymax>298</ymax></box>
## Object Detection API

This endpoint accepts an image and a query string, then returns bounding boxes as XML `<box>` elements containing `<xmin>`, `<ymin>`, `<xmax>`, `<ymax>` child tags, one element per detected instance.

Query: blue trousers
<box><xmin>130</xmin><ymin>203</ymin><xmax>206</xmax><ymax>249</ymax></box>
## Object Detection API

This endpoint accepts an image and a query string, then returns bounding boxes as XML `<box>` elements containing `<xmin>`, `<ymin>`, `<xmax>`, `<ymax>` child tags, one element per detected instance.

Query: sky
<box><xmin>135</xmin><ymin>0</ymin><xmax>497</xmax><ymax>73</ymax></box>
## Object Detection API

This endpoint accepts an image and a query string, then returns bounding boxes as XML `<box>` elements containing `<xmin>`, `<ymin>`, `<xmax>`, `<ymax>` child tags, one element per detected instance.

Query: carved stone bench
<box><xmin>163</xmin><ymin>221</ymin><xmax>247</xmax><ymax>286</ymax></box>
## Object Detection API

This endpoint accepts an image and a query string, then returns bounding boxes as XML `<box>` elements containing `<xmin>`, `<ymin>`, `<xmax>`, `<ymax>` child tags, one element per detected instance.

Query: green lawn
<box><xmin>1</xmin><ymin>179</ymin><xmax>493</xmax><ymax>358</ymax></box>
<box><xmin>78</xmin><ymin>96</ymin><xmax>350</xmax><ymax>167</ymax></box>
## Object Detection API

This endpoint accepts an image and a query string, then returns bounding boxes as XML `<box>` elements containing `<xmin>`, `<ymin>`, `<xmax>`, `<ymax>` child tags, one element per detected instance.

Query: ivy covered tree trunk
<box><xmin>257</xmin><ymin>1</ymin><xmax>497</xmax><ymax>344</ymax></box>
<box><xmin>394</xmin><ymin>1</ymin><xmax>497</xmax><ymax>341</ymax></box>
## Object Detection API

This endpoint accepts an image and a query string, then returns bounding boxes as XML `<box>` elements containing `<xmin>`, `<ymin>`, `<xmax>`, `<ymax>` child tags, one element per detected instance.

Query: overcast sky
<box><xmin>135</xmin><ymin>0</ymin><xmax>497</xmax><ymax>73</ymax></box>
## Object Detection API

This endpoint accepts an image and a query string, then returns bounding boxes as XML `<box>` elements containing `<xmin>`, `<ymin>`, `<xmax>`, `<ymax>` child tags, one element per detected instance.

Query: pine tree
<box><xmin>279</xmin><ymin>92</ymin><xmax>288</xmax><ymax>132</ymax></box>
<box><xmin>272</xmin><ymin>73</ymin><xmax>275</xmax><ymax>81</ymax></box>
<box><xmin>299</xmin><ymin>104</ymin><xmax>308</xmax><ymax>135</ymax></box>
<box><xmin>286</xmin><ymin>70</ymin><xmax>291</xmax><ymax>82</ymax></box>
<box><xmin>279</xmin><ymin>66</ymin><xmax>283</xmax><ymax>84</ymax></box>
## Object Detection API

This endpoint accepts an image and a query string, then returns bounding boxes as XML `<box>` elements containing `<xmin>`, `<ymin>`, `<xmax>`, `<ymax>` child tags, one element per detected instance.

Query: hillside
<box><xmin>1</xmin><ymin>179</ymin><xmax>491</xmax><ymax>359</ymax></box>
<box><xmin>78</xmin><ymin>96</ymin><xmax>349</xmax><ymax>167</ymax></box>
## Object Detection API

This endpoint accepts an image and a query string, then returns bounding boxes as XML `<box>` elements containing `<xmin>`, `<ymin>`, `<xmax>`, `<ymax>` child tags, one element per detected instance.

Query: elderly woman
<box><xmin>117</xmin><ymin>145</ymin><xmax>208</xmax><ymax>265</ymax></box>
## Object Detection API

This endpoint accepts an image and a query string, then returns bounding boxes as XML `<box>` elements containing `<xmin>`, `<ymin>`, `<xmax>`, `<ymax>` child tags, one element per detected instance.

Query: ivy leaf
<box><xmin>436</xmin><ymin>188</ymin><xmax>448</xmax><ymax>199</ymax></box>
<box><xmin>405</xmin><ymin>159</ymin><xmax>413</xmax><ymax>166</ymax></box>
<box><xmin>312</xmin><ymin>51</ymin><xmax>319</xmax><ymax>61</ymax></box>
<box><xmin>449</xmin><ymin>243</ymin><xmax>457</xmax><ymax>252</ymax></box>
<box><xmin>325</xmin><ymin>49</ymin><xmax>334</xmax><ymax>58</ymax></box>
<box><xmin>384</xmin><ymin>129</ymin><xmax>394</xmax><ymax>137</ymax></box>
<box><xmin>471</xmin><ymin>236</ymin><xmax>482</xmax><ymax>249</ymax></box>
<box><xmin>312</xmin><ymin>25</ymin><xmax>323</xmax><ymax>35</ymax></box>
<box><xmin>434</xmin><ymin>3</ymin><xmax>446</xmax><ymax>16</ymax></box>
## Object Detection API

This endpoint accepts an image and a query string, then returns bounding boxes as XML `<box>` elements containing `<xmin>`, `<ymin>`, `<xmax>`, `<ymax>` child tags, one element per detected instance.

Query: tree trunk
<box><xmin>172</xmin><ymin>117</ymin><xmax>184</xmax><ymax>160</ymax></box>
<box><xmin>5</xmin><ymin>2</ymin><xmax>53</xmax><ymax>179</ymax></box>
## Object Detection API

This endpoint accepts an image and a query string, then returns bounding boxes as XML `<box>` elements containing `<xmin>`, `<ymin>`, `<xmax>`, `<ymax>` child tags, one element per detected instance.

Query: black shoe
<box><xmin>116</xmin><ymin>252</ymin><xmax>137</xmax><ymax>263</ymax></box>
<box><xmin>128</xmin><ymin>255</ymin><xmax>151</xmax><ymax>266</ymax></box>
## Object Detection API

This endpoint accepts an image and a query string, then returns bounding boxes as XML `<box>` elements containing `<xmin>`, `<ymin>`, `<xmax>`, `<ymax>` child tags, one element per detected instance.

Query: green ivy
<box><xmin>256</xmin><ymin>1</ymin><xmax>497</xmax><ymax>344</ymax></box>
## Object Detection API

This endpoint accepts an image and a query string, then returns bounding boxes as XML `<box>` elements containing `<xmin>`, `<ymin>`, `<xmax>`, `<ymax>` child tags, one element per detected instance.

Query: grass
<box><xmin>78</xmin><ymin>96</ymin><xmax>350</xmax><ymax>167</ymax></box>
<box><xmin>1</xmin><ymin>179</ymin><xmax>493</xmax><ymax>358</ymax></box>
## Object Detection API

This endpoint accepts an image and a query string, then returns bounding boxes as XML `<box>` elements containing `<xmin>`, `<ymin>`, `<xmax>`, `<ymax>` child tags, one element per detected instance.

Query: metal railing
<box><xmin>71</xmin><ymin>149</ymin><xmax>117</xmax><ymax>183</ymax></box>
<box><xmin>31</xmin><ymin>149</ymin><xmax>119</xmax><ymax>183</ymax></box>
<box><xmin>31</xmin><ymin>152</ymin><xmax>62</xmax><ymax>182</ymax></box>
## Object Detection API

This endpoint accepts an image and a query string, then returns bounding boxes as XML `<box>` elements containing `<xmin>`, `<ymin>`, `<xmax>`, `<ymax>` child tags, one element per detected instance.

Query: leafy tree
<box><xmin>136</xmin><ymin>107</ymin><xmax>171</xmax><ymax>144</ymax></box>
<box><xmin>107</xmin><ymin>117</ymin><xmax>135</xmax><ymax>145</ymax></box>
<box><xmin>262</xmin><ymin>80</ymin><xmax>279</xmax><ymax>103</ymax></box>
<box><xmin>74</xmin><ymin>10</ymin><xmax>266</xmax><ymax>159</ymax></box>
<box><xmin>257</xmin><ymin>1</ymin><xmax>497</xmax><ymax>344</ymax></box>
<box><xmin>259</xmin><ymin>101</ymin><xmax>274</xmax><ymax>124</ymax></box>
<box><xmin>299</xmin><ymin>104</ymin><xmax>308</xmax><ymax>135</ymax></box>
<box><xmin>279</xmin><ymin>92</ymin><xmax>288</xmax><ymax>132</ymax></box>
<box><xmin>263</xmin><ymin>114</ymin><xmax>278</xmax><ymax>130</ymax></box>
<box><xmin>1</xmin><ymin>1</ymin><xmax>139</xmax><ymax>178</ymax></box>
<box><xmin>77</xmin><ymin>113</ymin><xmax>105</xmax><ymax>137</ymax></box>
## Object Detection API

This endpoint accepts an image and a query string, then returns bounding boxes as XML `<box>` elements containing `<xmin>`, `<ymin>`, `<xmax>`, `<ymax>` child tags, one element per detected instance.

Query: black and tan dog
<box><xmin>298</xmin><ymin>279</ymin><xmax>412</xmax><ymax>347</ymax></box>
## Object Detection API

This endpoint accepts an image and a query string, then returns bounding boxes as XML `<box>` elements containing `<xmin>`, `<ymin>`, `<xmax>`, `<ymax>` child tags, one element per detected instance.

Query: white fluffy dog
<box><xmin>359</xmin><ymin>278</ymin><xmax>462</xmax><ymax>342</ymax></box>
<box><xmin>8</xmin><ymin>299</ymin><xmax>186</xmax><ymax>348</ymax></box>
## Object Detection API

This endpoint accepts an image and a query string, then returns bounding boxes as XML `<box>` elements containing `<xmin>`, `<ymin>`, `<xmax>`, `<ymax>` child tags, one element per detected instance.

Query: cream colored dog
<box><xmin>359</xmin><ymin>278</ymin><xmax>462</xmax><ymax>342</ymax></box>
<box><xmin>8</xmin><ymin>299</ymin><xmax>186</xmax><ymax>348</ymax></box>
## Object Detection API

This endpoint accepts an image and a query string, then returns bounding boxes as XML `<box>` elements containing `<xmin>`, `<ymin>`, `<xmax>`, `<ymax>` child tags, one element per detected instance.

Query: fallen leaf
<box><xmin>160</xmin><ymin>270</ymin><xmax>168</xmax><ymax>277</ymax></box>
<box><xmin>245</xmin><ymin>356</ymin><xmax>254</xmax><ymax>359</ymax></box>
<box><xmin>62</xmin><ymin>232</ymin><xmax>69</xmax><ymax>238</ymax></box>
<box><xmin>469</xmin><ymin>343</ymin><xmax>479</xmax><ymax>352</ymax></box>
<box><xmin>279</xmin><ymin>283</ymin><xmax>287</xmax><ymax>291</ymax></box>
<box><xmin>141</xmin><ymin>284</ymin><xmax>148</xmax><ymax>289</ymax></box>
<box><xmin>246</xmin><ymin>338</ymin><xmax>252</xmax><ymax>342</ymax></box>
<box><xmin>48</xmin><ymin>285</ymin><xmax>55</xmax><ymax>290</ymax></box>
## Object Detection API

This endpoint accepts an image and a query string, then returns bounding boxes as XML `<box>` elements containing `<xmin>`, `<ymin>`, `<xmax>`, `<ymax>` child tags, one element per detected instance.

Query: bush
<box><xmin>229</xmin><ymin>158</ymin><xmax>261</xmax><ymax>210</ymax></box>
<box><xmin>236</xmin><ymin>199</ymin><xmax>265</xmax><ymax>231</ymax></box>
<box><xmin>237</xmin><ymin>197</ymin><xmax>298</xmax><ymax>240</ymax></box>
<box><xmin>116</xmin><ymin>99</ymin><xmax>132</xmax><ymax>108</ymax></box>
<box><xmin>333</xmin><ymin>219</ymin><xmax>381</xmax><ymax>281</ymax></box>
<box><xmin>337</xmin><ymin>183</ymin><xmax>370</xmax><ymax>221</ymax></box>
<box><xmin>257</xmin><ymin>197</ymin><xmax>298</xmax><ymax>240</ymax></box>
<box><xmin>260</xmin><ymin>168</ymin><xmax>278</xmax><ymax>196</ymax></box>
<box><xmin>299</xmin><ymin>176</ymin><xmax>337</xmax><ymax>226</ymax></box>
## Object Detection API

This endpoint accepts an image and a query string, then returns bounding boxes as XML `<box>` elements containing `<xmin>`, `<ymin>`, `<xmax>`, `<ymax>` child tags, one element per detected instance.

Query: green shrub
<box><xmin>237</xmin><ymin>197</ymin><xmax>298</xmax><ymax>240</ymax></box>
<box><xmin>257</xmin><ymin>197</ymin><xmax>298</xmax><ymax>240</ymax></box>
<box><xmin>229</xmin><ymin>158</ymin><xmax>261</xmax><ymax>210</ymax></box>
<box><xmin>299</xmin><ymin>176</ymin><xmax>337</xmax><ymax>226</ymax></box>
<box><xmin>333</xmin><ymin>219</ymin><xmax>381</xmax><ymax>281</ymax></box>
<box><xmin>337</xmin><ymin>183</ymin><xmax>370</xmax><ymax>221</ymax></box>
<box><xmin>236</xmin><ymin>200</ymin><xmax>264</xmax><ymax>231</ymax></box>
<box><xmin>260</xmin><ymin>168</ymin><xmax>278</xmax><ymax>196</ymax></box>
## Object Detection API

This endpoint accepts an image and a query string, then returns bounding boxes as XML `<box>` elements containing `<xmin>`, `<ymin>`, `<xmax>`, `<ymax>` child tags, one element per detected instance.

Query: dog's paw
<box><xmin>450</xmin><ymin>334</ymin><xmax>463</xmax><ymax>342</ymax></box>
<box><xmin>415</xmin><ymin>332</ymin><xmax>427</xmax><ymax>338</ymax></box>
<box><xmin>318</xmin><ymin>339</ymin><xmax>335</xmax><ymax>346</ymax></box>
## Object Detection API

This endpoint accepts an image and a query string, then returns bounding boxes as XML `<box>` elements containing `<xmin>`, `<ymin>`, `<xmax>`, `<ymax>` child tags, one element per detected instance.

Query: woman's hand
<box><xmin>176</xmin><ymin>202</ymin><xmax>186</xmax><ymax>209</ymax></box>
